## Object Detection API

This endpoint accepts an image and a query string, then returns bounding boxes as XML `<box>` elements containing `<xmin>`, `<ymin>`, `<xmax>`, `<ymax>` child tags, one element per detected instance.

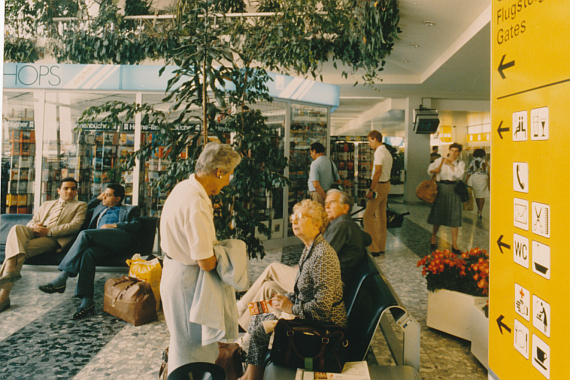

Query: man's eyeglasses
<box><xmin>290</xmin><ymin>212</ymin><xmax>313</xmax><ymax>224</ymax></box>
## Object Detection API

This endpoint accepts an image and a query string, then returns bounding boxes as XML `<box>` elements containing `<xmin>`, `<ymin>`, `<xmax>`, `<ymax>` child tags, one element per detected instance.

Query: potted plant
<box><xmin>417</xmin><ymin>248</ymin><xmax>489</xmax><ymax>341</ymax></box>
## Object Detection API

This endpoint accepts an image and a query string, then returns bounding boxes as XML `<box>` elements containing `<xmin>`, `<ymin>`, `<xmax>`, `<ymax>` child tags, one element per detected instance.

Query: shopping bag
<box><xmin>127</xmin><ymin>254</ymin><xmax>162</xmax><ymax>311</ymax></box>
<box><xmin>463</xmin><ymin>188</ymin><xmax>474</xmax><ymax>211</ymax></box>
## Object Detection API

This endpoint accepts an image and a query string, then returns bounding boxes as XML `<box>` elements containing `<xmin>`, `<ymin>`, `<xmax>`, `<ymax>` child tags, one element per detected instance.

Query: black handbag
<box><xmin>270</xmin><ymin>318</ymin><xmax>349</xmax><ymax>373</ymax></box>
<box><xmin>455</xmin><ymin>180</ymin><xmax>470</xmax><ymax>203</ymax></box>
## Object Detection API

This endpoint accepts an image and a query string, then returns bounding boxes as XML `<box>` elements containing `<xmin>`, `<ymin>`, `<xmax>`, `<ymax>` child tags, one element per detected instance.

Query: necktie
<box><xmin>45</xmin><ymin>201</ymin><xmax>66</xmax><ymax>228</ymax></box>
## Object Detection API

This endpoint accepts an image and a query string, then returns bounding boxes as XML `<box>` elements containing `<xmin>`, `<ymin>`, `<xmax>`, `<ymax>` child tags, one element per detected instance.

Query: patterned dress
<box><xmin>245</xmin><ymin>234</ymin><xmax>347</xmax><ymax>366</ymax></box>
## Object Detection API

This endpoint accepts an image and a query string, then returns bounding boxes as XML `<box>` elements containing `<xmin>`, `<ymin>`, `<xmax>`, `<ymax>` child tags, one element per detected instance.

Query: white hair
<box><xmin>195</xmin><ymin>142</ymin><xmax>241</xmax><ymax>175</ymax></box>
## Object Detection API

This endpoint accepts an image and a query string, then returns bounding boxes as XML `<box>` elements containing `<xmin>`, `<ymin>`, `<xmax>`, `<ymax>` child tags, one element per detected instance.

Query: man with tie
<box><xmin>0</xmin><ymin>178</ymin><xmax>87</xmax><ymax>313</ymax></box>
<box><xmin>39</xmin><ymin>183</ymin><xmax>141</xmax><ymax>320</ymax></box>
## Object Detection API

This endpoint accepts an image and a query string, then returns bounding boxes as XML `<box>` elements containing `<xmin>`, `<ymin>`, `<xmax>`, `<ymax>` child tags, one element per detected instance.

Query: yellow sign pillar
<box><xmin>491</xmin><ymin>1</ymin><xmax>570</xmax><ymax>379</ymax></box>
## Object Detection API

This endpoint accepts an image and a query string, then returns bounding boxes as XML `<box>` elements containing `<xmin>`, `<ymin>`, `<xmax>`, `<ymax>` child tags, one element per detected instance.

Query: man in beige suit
<box><xmin>0</xmin><ymin>177</ymin><xmax>87</xmax><ymax>312</ymax></box>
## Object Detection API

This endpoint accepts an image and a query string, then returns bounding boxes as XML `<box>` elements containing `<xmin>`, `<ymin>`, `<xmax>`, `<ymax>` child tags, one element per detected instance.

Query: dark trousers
<box><xmin>58</xmin><ymin>229</ymin><xmax>134</xmax><ymax>298</ymax></box>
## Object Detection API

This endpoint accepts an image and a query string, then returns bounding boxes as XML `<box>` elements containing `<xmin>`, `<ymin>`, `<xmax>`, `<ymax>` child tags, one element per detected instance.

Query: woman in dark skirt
<box><xmin>428</xmin><ymin>143</ymin><xmax>465</xmax><ymax>254</ymax></box>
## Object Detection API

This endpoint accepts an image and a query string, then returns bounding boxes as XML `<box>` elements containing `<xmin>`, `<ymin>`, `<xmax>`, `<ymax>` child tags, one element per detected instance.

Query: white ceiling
<box><xmin>318</xmin><ymin>0</ymin><xmax>492</xmax><ymax>136</ymax></box>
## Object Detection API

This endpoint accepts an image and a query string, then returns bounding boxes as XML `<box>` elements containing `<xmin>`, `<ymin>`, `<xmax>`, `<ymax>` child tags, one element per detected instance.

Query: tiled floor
<box><xmin>0</xmin><ymin>198</ymin><xmax>490</xmax><ymax>379</ymax></box>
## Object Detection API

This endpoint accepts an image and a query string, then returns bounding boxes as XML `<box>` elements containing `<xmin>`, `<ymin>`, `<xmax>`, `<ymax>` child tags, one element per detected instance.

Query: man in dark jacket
<box><xmin>39</xmin><ymin>183</ymin><xmax>141</xmax><ymax>320</ymax></box>
<box><xmin>324</xmin><ymin>189</ymin><xmax>372</xmax><ymax>286</ymax></box>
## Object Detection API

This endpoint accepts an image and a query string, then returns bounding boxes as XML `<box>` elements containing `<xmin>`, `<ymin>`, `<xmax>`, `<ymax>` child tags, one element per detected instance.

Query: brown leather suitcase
<box><xmin>103</xmin><ymin>275</ymin><xmax>157</xmax><ymax>326</ymax></box>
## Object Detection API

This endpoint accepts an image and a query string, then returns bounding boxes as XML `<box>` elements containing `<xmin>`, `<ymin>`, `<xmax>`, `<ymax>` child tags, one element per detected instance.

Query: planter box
<box><xmin>470</xmin><ymin>302</ymin><xmax>489</xmax><ymax>369</ymax></box>
<box><xmin>426</xmin><ymin>289</ymin><xmax>488</xmax><ymax>341</ymax></box>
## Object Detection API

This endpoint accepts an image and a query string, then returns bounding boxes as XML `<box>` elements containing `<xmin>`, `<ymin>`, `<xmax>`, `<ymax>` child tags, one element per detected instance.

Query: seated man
<box><xmin>0</xmin><ymin>178</ymin><xmax>87</xmax><ymax>313</ymax></box>
<box><xmin>236</xmin><ymin>190</ymin><xmax>371</xmax><ymax>329</ymax></box>
<box><xmin>39</xmin><ymin>183</ymin><xmax>141</xmax><ymax>320</ymax></box>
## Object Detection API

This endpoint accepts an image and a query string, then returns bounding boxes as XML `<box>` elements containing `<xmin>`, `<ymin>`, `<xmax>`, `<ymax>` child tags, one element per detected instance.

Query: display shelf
<box><xmin>330</xmin><ymin>138</ymin><xmax>356</xmax><ymax>198</ymax></box>
<box><xmin>6</xmin><ymin>126</ymin><xmax>35</xmax><ymax>214</ymax></box>
<box><xmin>287</xmin><ymin>105</ymin><xmax>328</xmax><ymax>237</ymax></box>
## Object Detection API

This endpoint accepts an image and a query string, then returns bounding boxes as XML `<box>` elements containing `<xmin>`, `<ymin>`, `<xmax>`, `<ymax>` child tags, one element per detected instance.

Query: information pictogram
<box><xmin>532</xmin><ymin>334</ymin><xmax>550</xmax><ymax>379</ymax></box>
<box><xmin>514</xmin><ymin>198</ymin><xmax>529</xmax><ymax>231</ymax></box>
<box><xmin>532</xmin><ymin>202</ymin><xmax>550</xmax><ymax>238</ymax></box>
<box><xmin>514</xmin><ymin>319</ymin><xmax>530</xmax><ymax>359</ymax></box>
<box><xmin>513</xmin><ymin>234</ymin><xmax>529</xmax><ymax>268</ymax></box>
<box><xmin>513</xmin><ymin>162</ymin><xmax>529</xmax><ymax>193</ymax></box>
<box><xmin>515</xmin><ymin>283</ymin><xmax>530</xmax><ymax>321</ymax></box>
<box><xmin>532</xmin><ymin>241</ymin><xmax>551</xmax><ymax>280</ymax></box>
<box><xmin>530</xmin><ymin>107</ymin><xmax>549</xmax><ymax>141</ymax></box>
<box><xmin>532</xmin><ymin>295</ymin><xmax>550</xmax><ymax>338</ymax></box>
<box><xmin>513</xmin><ymin>111</ymin><xmax>527</xmax><ymax>141</ymax></box>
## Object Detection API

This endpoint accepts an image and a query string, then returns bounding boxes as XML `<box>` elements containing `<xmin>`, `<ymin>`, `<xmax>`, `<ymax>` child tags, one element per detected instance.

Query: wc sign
<box><xmin>513</xmin><ymin>234</ymin><xmax>529</xmax><ymax>268</ymax></box>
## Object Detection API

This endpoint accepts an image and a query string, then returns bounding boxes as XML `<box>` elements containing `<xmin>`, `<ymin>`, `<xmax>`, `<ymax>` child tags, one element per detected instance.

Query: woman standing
<box><xmin>428</xmin><ymin>143</ymin><xmax>465</xmax><ymax>254</ymax></box>
<box><xmin>160</xmin><ymin>142</ymin><xmax>241</xmax><ymax>375</ymax></box>
<box><xmin>465</xmin><ymin>149</ymin><xmax>489</xmax><ymax>218</ymax></box>
<box><xmin>239</xmin><ymin>200</ymin><xmax>347</xmax><ymax>380</ymax></box>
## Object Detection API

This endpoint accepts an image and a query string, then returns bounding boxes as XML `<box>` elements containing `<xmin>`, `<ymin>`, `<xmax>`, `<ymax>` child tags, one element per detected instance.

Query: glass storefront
<box><xmin>2</xmin><ymin>92</ymin><xmax>36</xmax><ymax>214</ymax></box>
<box><xmin>2</xmin><ymin>89</ymin><xmax>332</xmax><ymax>245</ymax></box>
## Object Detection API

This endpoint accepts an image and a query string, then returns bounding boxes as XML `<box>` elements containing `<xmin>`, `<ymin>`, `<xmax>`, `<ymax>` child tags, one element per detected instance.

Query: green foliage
<box><xmin>4</xmin><ymin>0</ymin><xmax>401</xmax><ymax>85</ymax></box>
<box><xmin>4</xmin><ymin>37</ymin><xmax>42</xmax><ymax>63</ymax></box>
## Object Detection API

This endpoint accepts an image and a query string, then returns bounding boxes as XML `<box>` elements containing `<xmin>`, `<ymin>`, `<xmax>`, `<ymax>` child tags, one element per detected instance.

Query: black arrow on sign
<box><xmin>497</xmin><ymin>121</ymin><xmax>509</xmax><ymax>139</ymax></box>
<box><xmin>497</xmin><ymin>315</ymin><xmax>511</xmax><ymax>335</ymax></box>
<box><xmin>498</xmin><ymin>54</ymin><xmax>515</xmax><ymax>79</ymax></box>
<box><xmin>497</xmin><ymin>235</ymin><xmax>511</xmax><ymax>254</ymax></box>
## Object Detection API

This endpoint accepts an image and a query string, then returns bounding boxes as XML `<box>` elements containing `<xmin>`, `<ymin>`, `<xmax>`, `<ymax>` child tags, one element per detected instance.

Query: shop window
<box><xmin>2</xmin><ymin>92</ymin><xmax>36</xmax><ymax>214</ymax></box>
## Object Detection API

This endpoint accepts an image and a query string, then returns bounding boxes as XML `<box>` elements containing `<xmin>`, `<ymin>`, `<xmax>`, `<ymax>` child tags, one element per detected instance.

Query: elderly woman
<box><xmin>160</xmin><ymin>142</ymin><xmax>241</xmax><ymax>375</ymax></box>
<box><xmin>240</xmin><ymin>199</ymin><xmax>347</xmax><ymax>380</ymax></box>
<box><xmin>428</xmin><ymin>143</ymin><xmax>465</xmax><ymax>254</ymax></box>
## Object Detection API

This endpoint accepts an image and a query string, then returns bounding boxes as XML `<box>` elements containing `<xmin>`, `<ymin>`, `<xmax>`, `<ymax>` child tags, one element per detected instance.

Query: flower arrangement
<box><xmin>417</xmin><ymin>247</ymin><xmax>489</xmax><ymax>297</ymax></box>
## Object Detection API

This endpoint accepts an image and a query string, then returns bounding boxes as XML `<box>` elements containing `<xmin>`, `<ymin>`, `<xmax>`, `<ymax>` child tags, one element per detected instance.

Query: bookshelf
<box><xmin>6</xmin><ymin>123</ymin><xmax>35</xmax><ymax>214</ymax></box>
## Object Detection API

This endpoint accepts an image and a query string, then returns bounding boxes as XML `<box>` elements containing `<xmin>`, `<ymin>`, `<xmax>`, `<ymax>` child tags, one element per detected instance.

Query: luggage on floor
<box><xmin>103</xmin><ymin>275</ymin><xmax>158</xmax><ymax>326</ymax></box>
<box><xmin>387</xmin><ymin>206</ymin><xmax>410</xmax><ymax>229</ymax></box>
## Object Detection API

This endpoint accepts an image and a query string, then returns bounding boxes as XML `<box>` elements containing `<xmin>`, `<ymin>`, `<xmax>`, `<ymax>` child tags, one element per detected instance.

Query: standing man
<box><xmin>363</xmin><ymin>130</ymin><xmax>393</xmax><ymax>257</ymax></box>
<box><xmin>39</xmin><ymin>183</ymin><xmax>141</xmax><ymax>320</ymax></box>
<box><xmin>0</xmin><ymin>178</ymin><xmax>87</xmax><ymax>313</ymax></box>
<box><xmin>308</xmin><ymin>142</ymin><xmax>340</xmax><ymax>205</ymax></box>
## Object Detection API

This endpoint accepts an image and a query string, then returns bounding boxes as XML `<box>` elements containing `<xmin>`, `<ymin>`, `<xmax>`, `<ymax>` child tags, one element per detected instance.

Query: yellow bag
<box><xmin>127</xmin><ymin>254</ymin><xmax>162</xmax><ymax>311</ymax></box>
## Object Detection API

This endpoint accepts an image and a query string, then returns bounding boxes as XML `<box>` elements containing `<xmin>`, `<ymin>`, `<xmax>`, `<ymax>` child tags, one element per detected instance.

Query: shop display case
<box><xmin>330</xmin><ymin>137</ymin><xmax>356</xmax><ymax>198</ymax></box>
<box><xmin>356</xmin><ymin>141</ymin><xmax>373</xmax><ymax>207</ymax></box>
<box><xmin>287</xmin><ymin>104</ymin><xmax>328</xmax><ymax>237</ymax></box>
<box><xmin>5</xmin><ymin>122</ymin><xmax>35</xmax><ymax>214</ymax></box>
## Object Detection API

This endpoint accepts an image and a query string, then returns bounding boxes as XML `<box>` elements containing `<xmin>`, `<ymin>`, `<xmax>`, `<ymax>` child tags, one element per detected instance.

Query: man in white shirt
<box><xmin>363</xmin><ymin>130</ymin><xmax>393</xmax><ymax>256</ymax></box>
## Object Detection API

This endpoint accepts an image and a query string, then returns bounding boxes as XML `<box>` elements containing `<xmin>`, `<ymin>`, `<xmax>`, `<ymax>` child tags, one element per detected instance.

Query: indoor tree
<box><xmin>50</xmin><ymin>0</ymin><xmax>401</xmax><ymax>258</ymax></box>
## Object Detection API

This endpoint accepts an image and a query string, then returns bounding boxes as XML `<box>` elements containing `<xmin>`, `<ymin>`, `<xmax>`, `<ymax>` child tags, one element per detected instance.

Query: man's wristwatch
<box><xmin>47</xmin><ymin>230</ymin><xmax>53</xmax><ymax>237</ymax></box>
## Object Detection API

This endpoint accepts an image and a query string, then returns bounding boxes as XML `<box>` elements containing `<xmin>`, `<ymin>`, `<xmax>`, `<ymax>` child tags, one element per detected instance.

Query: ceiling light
<box><xmin>424</xmin><ymin>21</ymin><xmax>435</xmax><ymax>26</ymax></box>
<box><xmin>411</xmin><ymin>44</ymin><xmax>420</xmax><ymax>48</ymax></box>
<box><xmin>403</xmin><ymin>60</ymin><xmax>409</xmax><ymax>64</ymax></box>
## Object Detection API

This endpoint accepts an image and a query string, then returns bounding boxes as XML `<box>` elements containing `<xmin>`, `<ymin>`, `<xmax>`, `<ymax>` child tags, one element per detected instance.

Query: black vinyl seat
<box><xmin>167</xmin><ymin>362</ymin><xmax>226</xmax><ymax>380</ymax></box>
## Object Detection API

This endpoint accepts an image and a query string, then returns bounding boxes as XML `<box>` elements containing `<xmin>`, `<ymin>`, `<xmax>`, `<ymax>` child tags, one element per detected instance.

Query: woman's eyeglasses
<box><xmin>290</xmin><ymin>212</ymin><xmax>313</xmax><ymax>224</ymax></box>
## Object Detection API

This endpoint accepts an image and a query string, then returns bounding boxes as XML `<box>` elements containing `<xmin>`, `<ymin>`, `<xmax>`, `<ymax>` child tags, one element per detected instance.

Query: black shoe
<box><xmin>39</xmin><ymin>283</ymin><xmax>66</xmax><ymax>294</ymax></box>
<box><xmin>370</xmin><ymin>251</ymin><xmax>384</xmax><ymax>257</ymax></box>
<box><xmin>430</xmin><ymin>243</ymin><xmax>437</xmax><ymax>252</ymax></box>
<box><xmin>71</xmin><ymin>303</ymin><xmax>96</xmax><ymax>320</ymax></box>
<box><xmin>452</xmin><ymin>248</ymin><xmax>462</xmax><ymax>255</ymax></box>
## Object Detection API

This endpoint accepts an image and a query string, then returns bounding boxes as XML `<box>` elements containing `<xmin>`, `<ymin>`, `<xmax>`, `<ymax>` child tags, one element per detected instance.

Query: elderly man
<box><xmin>0</xmin><ymin>178</ymin><xmax>87</xmax><ymax>313</ymax></box>
<box><xmin>39</xmin><ymin>183</ymin><xmax>141</xmax><ymax>320</ymax></box>
<box><xmin>236</xmin><ymin>190</ymin><xmax>370</xmax><ymax>329</ymax></box>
